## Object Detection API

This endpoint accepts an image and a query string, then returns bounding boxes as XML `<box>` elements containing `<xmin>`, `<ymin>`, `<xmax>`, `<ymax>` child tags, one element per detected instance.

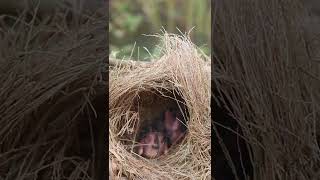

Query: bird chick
<box><xmin>164</xmin><ymin>110</ymin><xmax>186</xmax><ymax>146</ymax></box>
<box><xmin>136</xmin><ymin>130</ymin><xmax>168</xmax><ymax>159</ymax></box>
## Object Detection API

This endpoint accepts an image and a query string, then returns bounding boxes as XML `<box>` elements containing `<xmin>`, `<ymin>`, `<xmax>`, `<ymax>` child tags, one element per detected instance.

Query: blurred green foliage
<box><xmin>110</xmin><ymin>0</ymin><xmax>211</xmax><ymax>61</ymax></box>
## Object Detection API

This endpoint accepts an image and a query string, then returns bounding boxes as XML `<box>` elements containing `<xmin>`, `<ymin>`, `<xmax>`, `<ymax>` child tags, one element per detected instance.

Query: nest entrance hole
<box><xmin>130</xmin><ymin>89</ymin><xmax>190</xmax><ymax>158</ymax></box>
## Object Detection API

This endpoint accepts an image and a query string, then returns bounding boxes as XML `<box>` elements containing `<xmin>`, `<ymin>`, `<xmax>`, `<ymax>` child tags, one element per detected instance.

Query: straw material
<box><xmin>212</xmin><ymin>0</ymin><xmax>320</xmax><ymax>179</ymax></box>
<box><xmin>0</xmin><ymin>7</ymin><xmax>107</xmax><ymax>179</ymax></box>
<box><xmin>109</xmin><ymin>33</ymin><xmax>211</xmax><ymax>179</ymax></box>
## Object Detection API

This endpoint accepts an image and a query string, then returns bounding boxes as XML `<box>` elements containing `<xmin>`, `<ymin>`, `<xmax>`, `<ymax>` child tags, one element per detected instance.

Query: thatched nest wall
<box><xmin>109</xmin><ymin>34</ymin><xmax>211</xmax><ymax>179</ymax></box>
<box><xmin>212</xmin><ymin>0</ymin><xmax>320</xmax><ymax>179</ymax></box>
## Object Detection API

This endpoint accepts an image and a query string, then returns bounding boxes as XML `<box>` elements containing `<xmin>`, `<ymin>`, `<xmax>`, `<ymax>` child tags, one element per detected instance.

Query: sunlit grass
<box><xmin>109</xmin><ymin>0</ymin><xmax>211</xmax><ymax>60</ymax></box>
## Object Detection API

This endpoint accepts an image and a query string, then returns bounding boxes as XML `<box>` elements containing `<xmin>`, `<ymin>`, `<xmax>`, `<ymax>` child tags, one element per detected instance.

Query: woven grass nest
<box><xmin>109</xmin><ymin>33</ymin><xmax>211</xmax><ymax>179</ymax></box>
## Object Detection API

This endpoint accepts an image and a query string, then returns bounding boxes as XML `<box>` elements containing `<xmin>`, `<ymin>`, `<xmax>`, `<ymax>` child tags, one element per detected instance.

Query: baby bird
<box><xmin>136</xmin><ymin>129</ymin><xmax>168</xmax><ymax>159</ymax></box>
<box><xmin>164</xmin><ymin>109</ymin><xmax>186</xmax><ymax>146</ymax></box>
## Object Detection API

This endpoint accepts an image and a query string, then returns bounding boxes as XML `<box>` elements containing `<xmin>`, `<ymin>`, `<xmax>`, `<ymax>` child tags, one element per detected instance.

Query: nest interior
<box><xmin>130</xmin><ymin>89</ymin><xmax>189</xmax><ymax>146</ymax></box>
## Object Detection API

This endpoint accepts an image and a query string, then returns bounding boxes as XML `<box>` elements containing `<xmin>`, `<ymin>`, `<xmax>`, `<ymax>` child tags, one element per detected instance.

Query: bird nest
<box><xmin>109</xmin><ymin>33</ymin><xmax>211</xmax><ymax>179</ymax></box>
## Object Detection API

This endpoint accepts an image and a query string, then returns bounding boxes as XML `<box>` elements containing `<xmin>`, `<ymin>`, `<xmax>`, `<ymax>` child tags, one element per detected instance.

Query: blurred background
<box><xmin>109</xmin><ymin>0</ymin><xmax>211</xmax><ymax>61</ymax></box>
